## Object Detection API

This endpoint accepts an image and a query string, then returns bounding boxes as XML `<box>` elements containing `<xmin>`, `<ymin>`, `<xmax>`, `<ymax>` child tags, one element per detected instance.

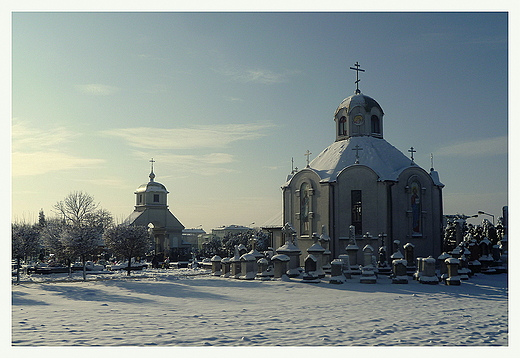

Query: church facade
<box><xmin>282</xmin><ymin>72</ymin><xmax>444</xmax><ymax>264</ymax></box>
<box><xmin>124</xmin><ymin>161</ymin><xmax>188</xmax><ymax>258</ymax></box>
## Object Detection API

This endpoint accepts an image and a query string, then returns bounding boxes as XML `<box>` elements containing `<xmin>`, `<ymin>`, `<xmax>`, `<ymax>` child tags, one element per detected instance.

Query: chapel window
<box><xmin>371</xmin><ymin>115</ymin><xmax>380</xmax><ymax>134</ymax></box>
<box><xmin>339</xmin><ymin>116</ymin><xmax>347</xmax><ymax>136</ymax></box>
<box><xmin>153</xmin><ymin>194</ymin><xmax>160</xmax><ymax>203</ymax></box>
<box><xmin>351</xmin><ymin>190</ymin><xmax>362</xmax><ymax>235</ymax></box>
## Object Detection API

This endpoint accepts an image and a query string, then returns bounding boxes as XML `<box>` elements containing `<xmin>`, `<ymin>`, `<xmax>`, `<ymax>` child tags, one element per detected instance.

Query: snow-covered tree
<box><xmin>12</xmin><ymin>223</ymin><xmax>41</xmax><ymax>284</ymax></box>
<box><xmin>61</xmin><ymin>224</ymin><xmax>103</xmax><ymax>280</ymax></box>
<box><xmin>104</xmin><ymin>225</ymin><xmax>151</xmax><ymax>275</ymax></box>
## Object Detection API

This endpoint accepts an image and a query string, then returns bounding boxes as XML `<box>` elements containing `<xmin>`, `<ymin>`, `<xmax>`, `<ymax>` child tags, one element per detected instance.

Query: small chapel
<box><xmin>124</xmin><ymin>160</ymin><xmax>188</xmax><ymax>258</ymax></box>
<box><xmin>282</xmin><ymin>63</ymin><xmax>444</xmax><ymax>264</ymax></box>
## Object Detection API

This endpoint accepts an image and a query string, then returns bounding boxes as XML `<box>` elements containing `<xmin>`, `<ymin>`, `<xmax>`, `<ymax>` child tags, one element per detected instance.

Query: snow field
<box><xmin>12</xmin><ymin>269</ymin><xmax>508</xmax><ymax>347</ymax></box>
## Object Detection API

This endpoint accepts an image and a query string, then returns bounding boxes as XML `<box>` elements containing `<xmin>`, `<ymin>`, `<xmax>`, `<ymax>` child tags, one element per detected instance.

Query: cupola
<box><xmin>134</xmin><ymin>158</ymin><xmax>169</xmax><ymax>208</ymax></box>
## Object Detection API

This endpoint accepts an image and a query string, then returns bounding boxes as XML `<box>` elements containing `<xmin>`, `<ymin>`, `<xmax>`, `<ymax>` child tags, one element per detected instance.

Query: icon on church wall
<box><xmin>411</xmin><ymin>182</ymin><xmax>421</xmax><ymax>235</ymax></box>
<box><xmin>300</xmin><ymin>183</ymin><xmax>310</xmax><ymax>235</ymax></box>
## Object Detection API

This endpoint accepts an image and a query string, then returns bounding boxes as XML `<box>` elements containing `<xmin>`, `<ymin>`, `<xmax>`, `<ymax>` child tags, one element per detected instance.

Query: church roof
<box><xmin>306</xmin><ymin>136</ymin><xmax>414</xmax><ymax>182</ymax></box>
<box><xmin>334</xmin><ymin>93</ymin><xmax>384</xmax><ymax>117</ymax></box>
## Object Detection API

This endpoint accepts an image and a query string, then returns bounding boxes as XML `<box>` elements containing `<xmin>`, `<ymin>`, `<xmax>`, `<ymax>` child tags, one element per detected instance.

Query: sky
<box><xmin>9</xmin><ymin>9</ymin><xmax>510</xmax><ymax>233</ymax></box>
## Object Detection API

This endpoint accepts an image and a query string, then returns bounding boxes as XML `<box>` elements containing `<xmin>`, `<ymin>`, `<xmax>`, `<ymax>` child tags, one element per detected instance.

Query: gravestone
<box><xmin>319</xmin><ymin>225</ymin><xmax>332</xmax><ymax>274</ymax></box>
<box><xmin>307</xmin><ymin>233</ymin><xmax>326</xmax><ymax>278</ymax></box>
<box><xmin>392</xmin><ymin>259</ymin><xmax>408</xmax><ymax>284</ymax></box>
<box><xmin>418</xmin><ymin>256</ymin><xmax>439</xmax><ymax>284</ymax></box>
<box><xmin>329</xmin><ymin>259</ymin><xmax>346</xmax><ymax>284</ymax></box>
<box><xmin>445</xmin><ymin>257</ymin><xmax>461</xmax><ymax>286</ymax></box>
<box><xmin>437</xmin><ymin>252</ymin><xmax>451</xmax><ymax>282</ymax></box>
<box><xmin>360</xmin><ymin>245</ymin><xmax>377</xmax><ymax>284</ymax></box>
<box><xmin>302</xmin><ymin>254</ymin><xmax>320</xmax><ymax>283</ymax></box>
<box><xmin>257</xmin><ymin>258</ymin><xmax>271</xmax><ymax>280</ymax></box>
<box><xmin>230</xmin><ymin>246</ymin><xmax>242</xmax><ymax>279</ymax></box>
<box><xmin>404</xmin><ymin>242</ymin><xmax>416</xmax><ymax>276</ymax></box>
<box><xmin>239</xmin><ymin>253</ymin><xmax>257</xmax><ymax>280</ymax></box>
<box><xmin>338</xmin><ymin>254</ymin><xmax>352</xmax><ymax>279</ymax></box>
<box><xmin>211</xmin><ymin>255</ymin><xmax>222</xmax><ymax>276</ymax></box>
<box><xmin>221</xmin><ymin>257</ymin><xmax>231</xmax><ymax>278</ymax></box>
<box><xmin>276</xmin><ymin>223</ymin><xmax>302</xmax><ymax>277</ymax></box>
<box><xmin>271</xmin><ymin>254</ymin><xmax>290</xmax><ymax>279</ymax></box>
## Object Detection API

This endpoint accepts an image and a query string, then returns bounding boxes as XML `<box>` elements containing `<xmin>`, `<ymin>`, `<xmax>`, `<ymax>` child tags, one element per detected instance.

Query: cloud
<box><xmin>75</xmin><ymin>84</ymin><xmax>120</xmax><ymax>95</ymax></box>
<box><xmin>12</xmin><ymin>151</ymin><xmax>105</xmax><ymax>176</ymax></box>
<box><xmin>12</xmin><ymin>119</ymin><xmax>105</xmax><ymax>176</ymax></box>
<box><xmin>12</xmin><ymin>120</ymin><xmax>77</xmax><ymax>151</ymax></box>
<box><xmin>435</xmin><ymin>136</ymin><xmax>507</xmax><ymax>157</ymax></box>
<box><xmin>221</xmin><ymin>68</ymin><xmax>300</xmax><ymax>84</ymax></box>
<box><xmin>101</xmin><ymin>122</ymin><xmax>275</xmax><ymax>150</ymax></box>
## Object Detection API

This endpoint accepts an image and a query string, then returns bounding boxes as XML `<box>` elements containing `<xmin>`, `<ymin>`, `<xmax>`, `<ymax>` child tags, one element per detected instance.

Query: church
<box><xmin>282</xmin><ymin>63</ymin><xmax>444</xmax><ymax>264</ymax></box>
<box><xmin>124</xmin><ymin>160</ymin><xmax>189</xmax><ymax>258</ymax></box>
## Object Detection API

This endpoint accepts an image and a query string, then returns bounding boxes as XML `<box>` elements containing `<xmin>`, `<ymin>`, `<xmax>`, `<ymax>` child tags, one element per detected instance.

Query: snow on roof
<box><xmin>304</xmin><ymin>136</ymin><xmax>413</xmax><ymax>182</ymax></box>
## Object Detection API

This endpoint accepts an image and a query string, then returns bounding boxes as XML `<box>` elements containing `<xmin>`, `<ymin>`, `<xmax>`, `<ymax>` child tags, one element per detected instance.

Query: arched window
<box><xmin>371</xmin><ymin>115</ymin><xmax>380</xmax><ymax>134</ymax></box>
<box><xmin>300</xmin><ymin>182</ymin><xmax>311</xmax><ymax>235</ymax></box>
<box><xmin>338</xmin><ymin>116</ymin><xmax>347</xmax><ymax>136</ymax></box>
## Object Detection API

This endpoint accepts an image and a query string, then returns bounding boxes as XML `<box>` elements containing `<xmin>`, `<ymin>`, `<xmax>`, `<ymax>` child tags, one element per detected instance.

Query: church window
<box><xmin>339</xmin><ymin>116</ymin><xmax>347</xmax><ymax>136</ymax></box>
<box><xmin>300</xmin><ymin>182</ymin><xmax>311</xmax><ymax>236</ymax></box>
<box><xmin>138</xmin><ymin>194</ymin><xmax>143</xmax><ymax>204</ymax></box>
<box><xmin>410</xmin><ymin>181</ymin><xmax>421</xmax><ymax>235</ymax></box>
<box><xmin>371</xmin><ymin>115</ymin><xmax>380</xmax><ymax>134</ymax></box>
<box><xmin>351</xmin><ymin>190</ymin><xmax>362</xmax><ymax>235</ymax></box>
<box><xmin>153</xmin><ymin>194</ymin><xmax>160</xmax><ymax>203</ymax></box>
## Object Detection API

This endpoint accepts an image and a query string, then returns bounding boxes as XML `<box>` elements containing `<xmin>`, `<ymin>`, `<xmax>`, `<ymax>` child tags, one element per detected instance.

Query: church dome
<box><xmin>334</xmin><ymin>93</ymin><xmax>384</xmax><ymax>117</ymax></box>
<box><xmin>135</xmin><ymin>181</ymin><xmax>168</xmax><ymax>194</ymax></box>
<box><xmin>134</xmin><ymin>168</ymin><xmax>168</xmax><ymax>194</ymax></box>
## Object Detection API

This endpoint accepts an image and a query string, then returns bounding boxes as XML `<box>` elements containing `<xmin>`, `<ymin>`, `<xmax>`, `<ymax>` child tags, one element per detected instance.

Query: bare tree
<box><xmin>53</xmin><ymin>191</ymin><xmax>99</xmax><ymax>226</ymax></box>
<box><xmin>104</xmin><ymin>225</ymin><xmax>152</xmax><ymax>275</ymax></box>
<box><xmin>12</xmin><ymin>223</ymin><xmax>41</xmax><ymax>284</ymax></box>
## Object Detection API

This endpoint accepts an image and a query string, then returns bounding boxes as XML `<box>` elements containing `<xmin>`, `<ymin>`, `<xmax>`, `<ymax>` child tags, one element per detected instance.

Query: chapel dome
<box><xmin>135</xmin><ymin>181</ymin><xmax>168</xmax><ymax>194</ymax></box>
<box><xmin>334</xmin><ymin>93</ymin><xmax>384</xmax><ymax>117</ymax></box>
<box><xmin>134</xmin><ymin>170</ymin><xmax>168</xmax><ymax>194</ymax></box>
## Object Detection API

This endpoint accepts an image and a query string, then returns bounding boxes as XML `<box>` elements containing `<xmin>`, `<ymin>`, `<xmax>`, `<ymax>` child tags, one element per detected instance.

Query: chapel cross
<box><xmin>150</xmin><ymin>158</ymin><xmax>155</xmax><ymax>171</ymax></box>
<box><xmin>349</xmin><ymin>61</ymin><xmax>365</xmax><ymax>94</ymax></box>
<box><xmin>352</xmin><ymin>144</ymin><xmax>363</xmax><ymax>164</ymax></box>
<box><xmin>304</xmin><ymin>150</ymin><xmax>312</xmax><ymax>167</ymax></box>
<box><xmin>408</xmin><ymin>147</ymin><xmax>416</xmax><ymax>163</ymax></box>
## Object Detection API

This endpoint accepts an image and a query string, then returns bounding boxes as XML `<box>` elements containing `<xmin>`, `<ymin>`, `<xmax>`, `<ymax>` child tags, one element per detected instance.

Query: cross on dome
<box><xmin>352</xmin><ymin>144</ymin><xmax>363</xmax><ymax>164</ymax></box>
<box><xmin>349</xmin><ymin>61</ymin><xmax>365</xmax><ymax>94</ymax></box>
<box><xmin>408</xmin><ymin>147</ymin><xmax>416</xmax><ymax>164</ymax></box>
<box><xmin>149</xmin><ymin>158</ymin><xmax>156</xmax><ymax>181</ymax></box>
<box><xmin>304</xmin><ymin>150</ymin><xmax>312</xmax><ymax>167</ymax></box>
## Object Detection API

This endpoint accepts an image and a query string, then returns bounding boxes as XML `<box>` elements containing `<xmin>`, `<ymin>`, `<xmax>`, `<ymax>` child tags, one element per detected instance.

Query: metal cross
<box><xmin>349</xmin><ymin>61</ymin><xmax>365</xmax><ymax>94</ymax></box>
<box><xmin>430</xmin><ymin>153</ymin><xmax>434</xmax><ymax>171</ymax></box>
<box><xmin>352</xmin><ymin>144</ymin><xmax>363</xmax><ymax>164</ymax></box>
<box><xmin>304</xmin><ymin>150</ymin><xmax>312</xmax><ymax>167</ymax></box>
<box><xmin>149</xmin><ymin>158</ymin><xmax>155</xmax><ymax>171</ymax></box>
<box><xmin>408</xmin><ymin>147</ymin><xmax>416</xmax><ymax>162</ymax></box>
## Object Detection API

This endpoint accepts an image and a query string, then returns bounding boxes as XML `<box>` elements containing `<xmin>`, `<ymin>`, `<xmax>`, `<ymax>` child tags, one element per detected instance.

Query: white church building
<box><xmin>124</xmin><ymin>160</ymin><xmax>188</xmax><ymax>258</ymax></box>
<box><xmin>282</xmin><ymin>64</ymin><xmax>445</xmax><ymax>263</ymax></box>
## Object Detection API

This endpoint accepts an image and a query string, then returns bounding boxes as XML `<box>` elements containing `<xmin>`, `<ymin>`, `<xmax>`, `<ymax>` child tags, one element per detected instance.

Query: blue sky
<box><xmin>10</xmin><ymin>11</ymin><xmax>509</xmax><ymax>231</ymax></box>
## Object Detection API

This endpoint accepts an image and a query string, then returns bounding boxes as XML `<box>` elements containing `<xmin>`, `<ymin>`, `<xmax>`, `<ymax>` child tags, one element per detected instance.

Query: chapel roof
<box><xmin>334</xmin><ymin>93</ymin><xmax>384</xmax><ymax>117</ymax></box>
<box><xmin>306</xmin><ymin>136</ymin><xmax>413</xmax><ymax>182</ymax></box>
<box><xmin>134</xmin><ymin>167</ymin><xmax>168</xmax><ymax>194</ymax></box>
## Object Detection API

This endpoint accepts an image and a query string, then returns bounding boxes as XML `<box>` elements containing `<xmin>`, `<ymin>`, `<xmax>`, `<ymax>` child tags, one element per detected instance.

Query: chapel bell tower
<box><xmin>334</xmin><ymin>62</ymin><xmax>384</xmax><ymax>141</ymax></box>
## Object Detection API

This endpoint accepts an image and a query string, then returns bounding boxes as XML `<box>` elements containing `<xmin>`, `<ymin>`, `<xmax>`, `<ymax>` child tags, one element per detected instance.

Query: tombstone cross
<box><xmin>349</xmin><ymin>61</ymin><xmax>365</xmax><ymax>94</ymax></box>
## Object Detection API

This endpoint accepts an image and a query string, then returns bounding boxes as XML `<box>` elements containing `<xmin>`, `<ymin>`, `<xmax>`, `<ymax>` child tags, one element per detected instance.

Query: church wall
<box><xmin>392</xmin><ymin>167</ymin><xmax>443</xmax><ymax>260</ymax></box>
<box><xmin>334</xmin><ymin>165</ymin><xmax>387</xmax><ymax>261</ymax></box>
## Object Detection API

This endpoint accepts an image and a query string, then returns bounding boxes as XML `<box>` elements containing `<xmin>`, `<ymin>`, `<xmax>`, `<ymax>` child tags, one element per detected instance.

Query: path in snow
<box><xmin>12</xmin><ymin>270</ymin><xmax>508</xmax><ymax>347</ymax></box>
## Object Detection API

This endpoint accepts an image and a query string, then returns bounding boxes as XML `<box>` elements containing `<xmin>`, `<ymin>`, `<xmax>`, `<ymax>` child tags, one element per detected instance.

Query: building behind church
<box><xmin>282</xmin><ymin>65</ymin><xmax>444</xmax><ymax>264</ymax></box>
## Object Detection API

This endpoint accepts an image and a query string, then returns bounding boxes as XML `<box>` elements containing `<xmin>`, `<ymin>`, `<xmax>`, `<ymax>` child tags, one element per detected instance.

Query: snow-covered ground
<box><xmin>11</xmin><ymin>268</ymin><xmax>509</xmax><ymax>351</ymax></box>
